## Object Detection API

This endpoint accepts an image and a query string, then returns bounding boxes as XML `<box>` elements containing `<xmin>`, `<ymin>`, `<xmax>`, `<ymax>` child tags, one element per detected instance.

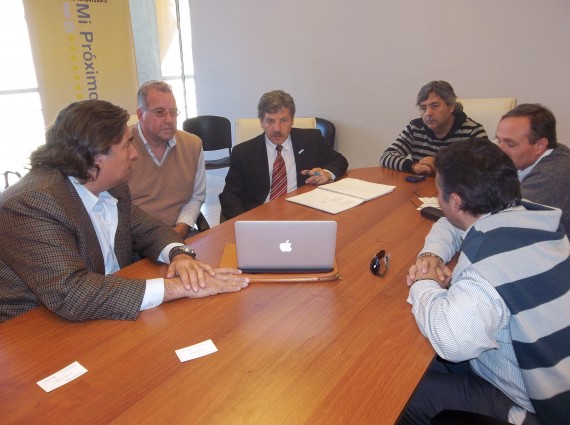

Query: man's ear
<box><xmin>536</xmin><ymin>137</ymin><xmax>549</xmax><ymax>153</ymax></box>
<box><xmin>94</xmin><ymin>153</ymin><xmax>105</xmax><ymax>167</ymax></box>
<box><xmin>449</xmin><ymin>192</ymin><xmax>462</xmax><ymax>211</ymax></box>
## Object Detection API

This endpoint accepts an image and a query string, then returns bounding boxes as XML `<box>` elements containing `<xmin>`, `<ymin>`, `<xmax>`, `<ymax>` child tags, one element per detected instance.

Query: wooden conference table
<box><xmin>1</xmin><ymin>167</ymin><xmax>439</xmax><ymax>424</ymax></box>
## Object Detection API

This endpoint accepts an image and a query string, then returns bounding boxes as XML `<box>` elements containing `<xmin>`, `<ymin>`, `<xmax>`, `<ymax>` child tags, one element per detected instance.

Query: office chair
<box><xmin>183</xmin><ymin>115</ymin><xmax>232</xmax><ymax>170</ymax></box>
<box><xmin>431</xmin><ymin>410</ymin><xmax>511</xmax><ymax>425</ymax></box>
<box><xmin>316</xmin><ymin>117</ymin><xmax>336</xmax><ymax>148</ymax></box>
<box><xmin>458</xmin><ymin>98</ymin><xmax>516</xmax><ymax>140</ymax></box>
<box><xmin>195</xmin><ymin>212</ymin><xmax>210</xmax><ymax>232</ymax></box>
<box><xmin>3</xmin><ymin>170</ymin><xmax>21</xmax><ymax>189</ymax></box>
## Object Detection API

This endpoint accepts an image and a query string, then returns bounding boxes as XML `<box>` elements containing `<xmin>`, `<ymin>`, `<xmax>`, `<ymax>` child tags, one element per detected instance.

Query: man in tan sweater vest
<box><xmin>128</xmin><ymin>81</ymin><xmax>206</xmax><ymax>239</ymax></box>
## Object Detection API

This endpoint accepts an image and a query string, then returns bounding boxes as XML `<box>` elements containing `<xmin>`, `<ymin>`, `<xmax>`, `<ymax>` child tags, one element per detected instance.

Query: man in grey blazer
<box><xmin>496</xmin><ymin>103</ymin><xmax>570</xmax><ymax>236</ymax></box>
<box><xmin>0</xmin><ymin>100</ymin><xmax>248</xmax><ymax>323</ymax></box>
<box><xmin>219</xmin><ymin>90</ymin><xmax>348</xmax><ymax>220</ymax></box>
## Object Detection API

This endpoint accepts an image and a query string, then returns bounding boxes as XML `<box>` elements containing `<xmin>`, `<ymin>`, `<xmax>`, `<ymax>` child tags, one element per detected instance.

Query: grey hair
<box><xmin>137</xmin><ymin>80</ymin><xmax>174</xmax><ymax>109</ymax></box>
<box><xmin>416</xmin><ymin>80</ymin><xmax>463</xmax><ymax>112</ymax></box>
<box><xmin>257</xmin><ymin>90</ymin><xmax>296</xmax><ymax>119</ymax></box>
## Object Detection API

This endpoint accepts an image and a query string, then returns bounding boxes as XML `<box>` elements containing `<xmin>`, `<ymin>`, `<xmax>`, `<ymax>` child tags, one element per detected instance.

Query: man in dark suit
<box><xmin>0</xmin><ymin>100</ymin><xmax>248</xmax><ymax>323</ymax></box>
<box><xmin>219</xmin><ymin>90</ymin><xmax>348</xmax><ymax>220</ymax></box>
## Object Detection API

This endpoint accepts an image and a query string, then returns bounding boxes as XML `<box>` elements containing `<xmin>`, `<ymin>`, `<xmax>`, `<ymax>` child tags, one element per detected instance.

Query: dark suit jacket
<box><xmin>0</xmin><ymin>168</ymin><xmax>182</xmax><ymax>322</ymax></box>
<box><xmin>219</xmin><ymin>128</ymin><xmax>348</xmax><ymax>219</ymax></box>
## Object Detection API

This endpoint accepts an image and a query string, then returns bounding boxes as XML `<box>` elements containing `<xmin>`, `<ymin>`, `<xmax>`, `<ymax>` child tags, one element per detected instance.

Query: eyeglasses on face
<box><xmin>144</xmin><ymin>108</ymin><xmax>180</xmax><ymax>118</ymax></box>
<box><xmin>370</xmin><ymin>249</ymin><xmax>390</xmax><ymax>277</ymax></box>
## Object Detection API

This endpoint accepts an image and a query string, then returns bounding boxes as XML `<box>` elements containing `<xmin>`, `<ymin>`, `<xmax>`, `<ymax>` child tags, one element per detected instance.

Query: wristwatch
<box><xmin>169</xmin><ymin>245</ymin><xmax>197</xmax><ymax>262</ymax></box>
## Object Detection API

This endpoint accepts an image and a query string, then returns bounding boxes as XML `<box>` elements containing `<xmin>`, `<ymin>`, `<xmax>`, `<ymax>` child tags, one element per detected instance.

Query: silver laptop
<box><xmin>234</xmin><ymin>221</ymin><xmax>337</xmax><ymax>273</ymax></box>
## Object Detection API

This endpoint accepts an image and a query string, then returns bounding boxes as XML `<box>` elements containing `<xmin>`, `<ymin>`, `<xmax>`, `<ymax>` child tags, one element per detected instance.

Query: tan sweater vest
<box><xmin>128</xmin><ymin>128</ymin><xmax>202</xmax><ymax>227</ymax></box>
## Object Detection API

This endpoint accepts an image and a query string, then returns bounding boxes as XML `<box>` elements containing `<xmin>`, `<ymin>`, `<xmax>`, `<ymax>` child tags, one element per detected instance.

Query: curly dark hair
<box><xmin>30</xmin><ymin>100</ymin><xmax>130</xmax><ymax>181</ymax></box>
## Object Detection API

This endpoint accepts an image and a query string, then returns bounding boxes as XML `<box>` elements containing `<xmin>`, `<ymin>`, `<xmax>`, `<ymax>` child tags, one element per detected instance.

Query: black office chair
<box><xmin>316</xmin><ymin>117</ymin><xmax>336</xmax><ymax>148</ymax></box>
<box><xmin>183</xmin><ymin>115</ymin><xmax>232</xmax><ymax>170</ymax></box>
<box><xmin>195</xmin><ymin>212</ymin><xmax>210</xmax><ymax>232</ymax></box>
<box><xmin>431</xmin><ymin>410</ymin><xmax>511</xmax><ymax>425</ymax></box>
<box><xmin>3</xmin><ymin>170</ymin><xmax>21</xmax><ymax>189</ymax></box>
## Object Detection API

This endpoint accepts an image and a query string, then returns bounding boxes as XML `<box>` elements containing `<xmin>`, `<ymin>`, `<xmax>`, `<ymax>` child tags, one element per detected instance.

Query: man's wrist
<box><xmin>169</xmin><ymin>245</ymin><xmax>197</xmax><ymax>262</ymax></box>
<box><xmin>418</xmin><ymin>252</ymin><xmax>443</xmax><ymax>262</ymax></box>
<box><xmin>175</xmin><ymin>222</ymin><xmax>191</xmax><ymax>230</ymax></box>
<box><xmin>411</xmin><ymin>162</ymin><xmax>418</xmax><ymax>174</ymax></box>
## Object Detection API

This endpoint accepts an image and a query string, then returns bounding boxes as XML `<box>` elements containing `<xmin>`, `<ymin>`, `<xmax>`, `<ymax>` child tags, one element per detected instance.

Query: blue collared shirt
<box><xmin>70</xmin><ymin>177</ymin><xmax>172</xmax><ymax>310</ymax></box>
<box><xmin>518</xmin><ymin>149</ymin><xmax>552</xmax><ymax>181</ymax></box>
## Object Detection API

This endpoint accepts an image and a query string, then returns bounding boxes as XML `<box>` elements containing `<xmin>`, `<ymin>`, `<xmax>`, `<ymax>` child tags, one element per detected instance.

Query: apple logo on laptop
<box><xmin>279</xmin><ymin>240</ymin><xmax>292</xmax><ymax>253</ymax></box>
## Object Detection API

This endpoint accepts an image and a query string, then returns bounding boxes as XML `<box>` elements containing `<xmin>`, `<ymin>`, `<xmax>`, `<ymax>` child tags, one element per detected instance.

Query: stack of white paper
<box><xmin>287</xmin><ymin>178</ymin><xmax>396</xmax><ymax>214</ymax></box>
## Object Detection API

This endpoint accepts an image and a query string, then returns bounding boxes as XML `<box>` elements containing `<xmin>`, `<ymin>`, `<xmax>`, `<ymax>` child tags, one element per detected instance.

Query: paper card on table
<box><xmin>175</xmin><ymin>339</ymin><xmax>218</xmax><ymax>362</ymax></box>
<box><xmin>37</xmin><ymin>361</ymin><xmax>88</xmax><ymax>393</ymax></box>
<box><xmin>418</xmin><ymin>197</ymin><xmax>440</xmax><ymax>210</ymax></box>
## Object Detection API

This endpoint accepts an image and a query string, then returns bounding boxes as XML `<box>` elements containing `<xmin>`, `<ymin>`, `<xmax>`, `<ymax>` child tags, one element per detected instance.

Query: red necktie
<box><xmin>270</xmin><ymin>145</ymin><xmax>287</xmax><ymax>200</ymax></box>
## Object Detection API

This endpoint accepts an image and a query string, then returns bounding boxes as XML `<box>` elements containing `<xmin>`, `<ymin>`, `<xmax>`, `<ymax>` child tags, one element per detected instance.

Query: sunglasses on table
<box><xmin>370</xmin><ymin>249</ymin><xmax>390</xmax><ymax>277</ymax></box>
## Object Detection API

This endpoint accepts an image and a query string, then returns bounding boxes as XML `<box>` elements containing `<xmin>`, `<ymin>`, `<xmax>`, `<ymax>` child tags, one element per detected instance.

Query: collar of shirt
<box><xmin>137</xmin><ymin>122</ymin><xmax>176</xmax><ymax>165</ymax></box>
<box><xmin>518</xmin><ymin>148</ymin><xmax>553</xmax><ymax>181</ymax></box>
<box><xmin>69</xmin><ymin>177</ymin><xmax>120</xmax><ymax>275</ymax></box>
<box><xmin>264</xmin><ymin>134</ymin><xmax>293</xmax><ymax>158</ymax></box>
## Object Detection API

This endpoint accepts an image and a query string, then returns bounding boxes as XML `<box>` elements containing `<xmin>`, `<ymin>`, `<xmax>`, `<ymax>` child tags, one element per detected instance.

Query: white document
<box><xmin>37</xmin><ymin>361</ymin><xmax>88</xmax><ymax>392</ymax></box>
<box><xmin>417</xmin><ymin>197</ymin><xmax>440</xmax><ymax>210</ymax></box>
<box><xmin>319</xmin><ymin>178</ymin><xmax>396</xmax><ymax>200</ymax></box>
<box><xmin>287</xmin><ymin>178</ymin><xmax>396</xmax><ymax>214</ymax></box>
<box><xmin>175</xmin><ymin>339</ymin><xmax>218</xmax><ymax>362</ymax></box>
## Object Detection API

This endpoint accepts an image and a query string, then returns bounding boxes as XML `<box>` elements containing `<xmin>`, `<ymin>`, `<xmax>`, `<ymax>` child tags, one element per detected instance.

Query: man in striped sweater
<box><xmin>399</xmin><ymin>140</ymin><xmax>570</xmax><ymax>425</ymax></box>
<box><xmin>380</xmin><ymin>80</ymin><xmax>487</xmax><ymax>174</ymax></box>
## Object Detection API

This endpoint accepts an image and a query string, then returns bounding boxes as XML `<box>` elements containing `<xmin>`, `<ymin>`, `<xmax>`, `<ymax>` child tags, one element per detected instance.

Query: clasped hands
<box><xmin>164</xmin><ymin>254</ymin><xmax>249</xmax><ymax>301</ymax></box>
<box><xmin>301</xmin><ymin>167</ymin><xmax>332</xmax><ymax>185</ymax></box>
<box><xmin>412</xmin><ymin>157</ymin><xmax>435</xmax><ymax>175</ymax></box>
<box><xmin>406</xmin><ymin>254</ymin><xmax>452</xmax><ymax>289</ymax></box>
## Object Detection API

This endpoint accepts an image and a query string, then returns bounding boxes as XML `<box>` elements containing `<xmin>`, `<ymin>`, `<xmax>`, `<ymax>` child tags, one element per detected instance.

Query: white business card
<box><xmin>37</xmin><ymin>361</ymin><xmax>88</xmax><ymax>392</ymax></box>
<box><xmin>175</xmin><ymin>339</ymin><xmax>218</xmax><ymax>362</ymax></box>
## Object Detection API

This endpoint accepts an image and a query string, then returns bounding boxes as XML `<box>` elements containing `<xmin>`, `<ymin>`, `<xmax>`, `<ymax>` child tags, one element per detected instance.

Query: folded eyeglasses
<box><xmin>370</xmin><ymin>249</ymin><xmax>390</xmax><ymax>277</ymax></box>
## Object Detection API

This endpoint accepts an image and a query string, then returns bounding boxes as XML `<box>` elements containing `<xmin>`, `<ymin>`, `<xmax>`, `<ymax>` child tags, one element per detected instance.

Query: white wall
<box><xmin>189</xmin><ymin>0</ymin><xmax>570</xmax><ymax>168</ymax></box>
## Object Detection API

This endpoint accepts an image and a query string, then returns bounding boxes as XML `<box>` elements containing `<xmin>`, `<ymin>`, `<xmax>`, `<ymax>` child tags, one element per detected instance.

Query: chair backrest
<box><xmin>458</xmin><ymin>98</ymin><xmax>517</xmax><ymax>140</ymax></box>
<box><xmin>3</xmin><ymin>170</ymin><xmax>22</xmax><ymax>190</ymax></box>
<box><xmin>316</xmin><ymin>117</ymin><xmax>336</xmax><ymax>148</ymax></box>
<box><xmin>183</xmin><ymin>115</ymin><xmax>232</xmax><ymax>152</ymax></box>
<box><xmin>235</xmin><ymin>117</ymin><xmax>316</xmax><ymax>145</ymax></box>
<box><xmin>127</xmin><ymin>114</ymin><xmax>139</xmax><ymax>126</ymax></box>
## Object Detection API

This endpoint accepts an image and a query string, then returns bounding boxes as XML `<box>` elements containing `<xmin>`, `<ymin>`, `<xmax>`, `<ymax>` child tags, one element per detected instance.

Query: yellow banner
<box><xmin>23</xmin><ymin>0</ymin><xmax>138</xmax><ymax>125</ymax></box>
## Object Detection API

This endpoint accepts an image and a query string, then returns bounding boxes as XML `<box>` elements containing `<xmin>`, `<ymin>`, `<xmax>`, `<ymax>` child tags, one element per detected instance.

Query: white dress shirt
<box><xmin>70</xmin><ymin>177</ymin><xmax>178</xmax><ymax>311</ymax></box>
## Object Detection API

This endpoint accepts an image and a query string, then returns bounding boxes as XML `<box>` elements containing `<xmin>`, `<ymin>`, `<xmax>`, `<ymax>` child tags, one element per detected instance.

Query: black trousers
<box><xmin>397</xmin><ymin>356</ymin><xmax>540</xmax><ymax>425</ymax></box>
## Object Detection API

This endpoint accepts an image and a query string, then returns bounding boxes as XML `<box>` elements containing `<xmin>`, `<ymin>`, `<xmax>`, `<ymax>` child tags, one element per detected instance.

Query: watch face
<box><xmin>183</xmin><ymin>246</ymin><xmax>195</xmax><ymax>253</ymax></box>
<box><xmin>170</xmin><ymin>245</ymin><xmax>196</xmax><ymax>262</ymax></box>
<box><xmin>181</xmin><ymin>246</ymin><xmax>196</xmax><ymax>257</ymax></box>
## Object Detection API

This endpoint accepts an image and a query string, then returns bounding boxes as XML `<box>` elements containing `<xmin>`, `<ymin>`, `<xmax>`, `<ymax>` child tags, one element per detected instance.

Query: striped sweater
<box><xmin>455</xmin><ymin>202</ymin><xmax>570</xmax><ymax>425</ymax></box>
<box><xmin>380</xmin><ymin>111</ymin><xmax>487</xmax><ymax>172</ymax></box>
